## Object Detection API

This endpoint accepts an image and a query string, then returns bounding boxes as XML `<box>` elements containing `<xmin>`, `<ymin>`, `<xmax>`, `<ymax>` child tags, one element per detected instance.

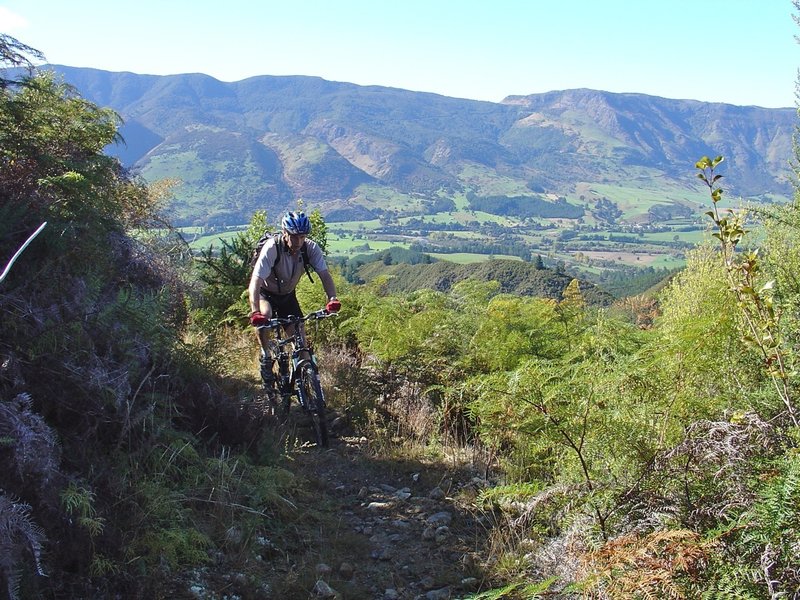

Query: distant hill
<box><xmin>38</xmin><ymin>66</ymin><xmax>795</xmax><ymax>227</ymax></box>
<box><xmin>356</xmin><ymin>258</ymin><xmax>615</xmax><ymax>306</ymax></box>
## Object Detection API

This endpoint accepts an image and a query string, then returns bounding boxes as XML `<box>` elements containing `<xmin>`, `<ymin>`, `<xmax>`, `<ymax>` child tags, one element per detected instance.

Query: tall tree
<box><xmin>0</xmin><ymin>33</ymin><xmax>45</xmax><ymax>88</ymax></box>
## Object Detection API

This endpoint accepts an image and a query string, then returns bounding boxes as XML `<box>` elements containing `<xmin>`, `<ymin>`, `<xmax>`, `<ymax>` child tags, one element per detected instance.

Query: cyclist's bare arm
<box><xmin>248</xmin><ymin>273</ymin><xmax>270</xmax><ymax>316</ymax></box>
<box><xmin>249</xmin><ymin>273</ymin><xmax>273</xmax><ymax>347</ymax></box>
<box><xmin>317</xmin><ymin>269</ymin><xmax>337</xmax><ymax>302</ymax></box>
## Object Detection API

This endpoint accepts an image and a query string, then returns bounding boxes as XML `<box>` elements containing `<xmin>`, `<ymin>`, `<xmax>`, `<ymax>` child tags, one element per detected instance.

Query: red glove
<box><xmin>250</xmin><ymin>311</ymin><xmax>268</xmax><ymax>326</ymax></box>
<box><xmin>325</xmin><ymin>298</ymin><xmax>341</xmax><ymax>313</ymax></box>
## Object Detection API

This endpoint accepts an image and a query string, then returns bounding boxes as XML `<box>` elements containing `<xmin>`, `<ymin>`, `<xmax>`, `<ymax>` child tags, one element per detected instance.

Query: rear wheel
<box><xmin>297</xmin><ymin>362</ymin><xmax>328</xmax><ymax>447</ymax></box>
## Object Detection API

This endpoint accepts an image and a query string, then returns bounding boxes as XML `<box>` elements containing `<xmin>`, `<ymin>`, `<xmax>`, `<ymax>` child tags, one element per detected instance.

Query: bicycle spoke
<box><xmin>298</xmin><ymin>362</ymin><xmax>328</xmax><ymax>447</ymax></box>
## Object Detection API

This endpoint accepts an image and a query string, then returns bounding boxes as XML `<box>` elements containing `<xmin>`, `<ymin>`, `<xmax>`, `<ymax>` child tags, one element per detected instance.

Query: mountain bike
<box><xmin>257</xmin><ymin>309</ymin><xmax>334</xmax><ymax>447</ymax></box>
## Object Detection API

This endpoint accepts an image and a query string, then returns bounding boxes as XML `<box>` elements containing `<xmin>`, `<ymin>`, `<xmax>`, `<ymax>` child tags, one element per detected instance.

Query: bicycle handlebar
<box><xmin>256</xmin><ymin>308</ymin><xmax>337</xmax><ymax>331</ymax></box>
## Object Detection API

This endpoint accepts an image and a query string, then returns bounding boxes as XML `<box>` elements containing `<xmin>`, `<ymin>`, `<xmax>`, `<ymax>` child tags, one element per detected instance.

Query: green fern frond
<box><xmin>88</xmin><ymin>554</ymin><xmax>120</xmax><ymax>577</ymax></box>
<box><xmin>477</xmin><ymin>482</ymin><xmax>544</xmax><ymax>507</ymax></box>
<box><xmin>463</xmin><ymin>582</ymin><xmax>521</xmax><ymax>600</ymax></box>
<box><xmin>464</xmin><ymin>577</ymin><xmax>557</xmax><ymax>600</ymax></box>
<box><xmin>700</xmin><ymin>565</ymin><xmax>761</xmax><ymax>600</ymax></box>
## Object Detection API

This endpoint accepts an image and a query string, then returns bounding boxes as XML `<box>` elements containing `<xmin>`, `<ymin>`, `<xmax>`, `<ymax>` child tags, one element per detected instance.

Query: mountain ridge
<box><xmin>41</xmin><ymin>65</ymin><xmax>796</xmax><ymax>226</ymax></box>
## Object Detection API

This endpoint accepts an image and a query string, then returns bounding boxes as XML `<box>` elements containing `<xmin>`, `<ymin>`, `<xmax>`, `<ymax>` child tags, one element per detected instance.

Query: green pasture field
<box><xmin>399</xmin><ymin>211</ymin><xmax>518</xmax><ymax>227</ymax></box>
<box><xmin>573</xmin><ymin>250</ymin><xmax>684</xmax><ymax>268</ymax></box>
<box><xmin>185</xmin><ymin>230</ymin><xmax>241</xmax><ymax>250</ymax></box>
<box><xmin>458</xmin><ymin>163</ymin><xmax>532</xmax><ymax>197</ymax></box>
<box><xmin>434</xmin><ymin>230</ymin><xmax>489</xmax><ymax>240</ymax></box>
<box><xmin>649</xmin><ymin>254</ymin><xmax>687</xmax><ymax>268</ymax></box>
<box><xmin>326</xmin><ymin>236</ymin><xmax>410</xmax><ymax>256</ymax></box>
<box><xmin>350</xmin><ymin>184</ymin><xmax>427</xmax><ymax>214</ymax></box>
<box><xmin>451</xmin><ymin>192</ymin><xmax>471</xmax><ymax>211</ymax></box>
<box><xmin>329</xmin><ymin>220</ymin><xmax>382</xmax><ymax>232</ymax></box>
<box><xmin>176</xmin><ymin>226</ymin><xmax>206</xmax><ymax>235</ymax></box>
<box><xmin>640</xmin><ymin>230</ymin><xmax>707</xmax><ymax>244</ymax></box>
<box><xmin>427</xmin><ymin>252</ymin><xmax>523</xmax><ymax>264</ymax></box>
<box><xmin>570</xmin><ymin>183</ymin><xmax>708</xmax><ymax>221</ymax></box>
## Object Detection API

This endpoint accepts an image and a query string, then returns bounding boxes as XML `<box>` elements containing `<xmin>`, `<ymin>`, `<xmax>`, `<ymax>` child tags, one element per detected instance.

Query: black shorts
<box><xmin>259</xmin><ymin>289</ymin><xmax>302</xmax><ymax>319</ymax></box>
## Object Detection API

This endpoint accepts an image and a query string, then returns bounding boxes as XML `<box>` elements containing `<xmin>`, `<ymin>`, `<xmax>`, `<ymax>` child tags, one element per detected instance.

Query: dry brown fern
<box><xmin>577</xmin><ymin>529</ymin><xmax>713</xmax><ymax>599</ymax></box>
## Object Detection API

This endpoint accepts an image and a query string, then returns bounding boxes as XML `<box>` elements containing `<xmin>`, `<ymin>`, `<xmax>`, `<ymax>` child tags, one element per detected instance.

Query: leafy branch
<box><xmin>696</xmin><ymin>155</ymin><xmax>796</xmax><ymax>425</ymax></box>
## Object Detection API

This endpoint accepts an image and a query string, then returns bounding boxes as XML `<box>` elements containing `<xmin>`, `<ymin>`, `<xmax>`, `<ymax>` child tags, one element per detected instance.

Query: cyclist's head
<box><xmin>281</xmin><ymin>211</ymin><xmax>311</xmax><ymax>235</ymax></box>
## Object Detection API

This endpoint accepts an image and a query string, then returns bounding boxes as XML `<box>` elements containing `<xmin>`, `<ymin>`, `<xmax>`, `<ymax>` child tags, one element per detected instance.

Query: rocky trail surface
<box><xmin>264</xmin><ymin>434</ymin><xmax>493</xmax><ymax>600</ymax></box>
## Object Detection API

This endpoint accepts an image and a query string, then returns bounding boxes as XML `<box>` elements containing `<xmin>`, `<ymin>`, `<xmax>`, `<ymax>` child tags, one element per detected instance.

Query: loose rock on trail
<box><xmin>265</xmin><ymin>435</ymin><xmax>491</xmax><ymax>600</ymax></box>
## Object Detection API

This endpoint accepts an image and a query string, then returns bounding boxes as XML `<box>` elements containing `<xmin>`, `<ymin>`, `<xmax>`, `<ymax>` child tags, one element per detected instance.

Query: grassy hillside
<box><xmin>48</xmin><ymin>66</ymin><xmax>791</xmax><ymax>216</ymax></box>
<box><xmin>355</xmin><ymin>258</ymin><xmax>615</xmax><ymax>306</ymax></box>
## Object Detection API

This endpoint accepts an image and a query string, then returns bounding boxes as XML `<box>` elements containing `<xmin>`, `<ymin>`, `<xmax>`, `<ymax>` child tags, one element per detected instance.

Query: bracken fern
<box><xmin>0</xmin><ymin>393</ymin><xmax>60</xmax><ymax>495</ymax></box>
<box><xmin>0</xmin><ymin>494</ymin><xmax>45</xmax><ymax>600</ymax></box>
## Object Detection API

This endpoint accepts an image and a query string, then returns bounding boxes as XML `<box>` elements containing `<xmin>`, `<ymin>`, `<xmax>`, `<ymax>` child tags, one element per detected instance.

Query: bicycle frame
<box><xmin>257</xmin><ymin>309</ymin><xmax>334</xmax><ymax>446</ymax></box>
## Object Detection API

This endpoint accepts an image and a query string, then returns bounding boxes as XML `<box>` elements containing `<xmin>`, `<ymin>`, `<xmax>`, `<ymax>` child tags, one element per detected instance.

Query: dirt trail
<box><xmin>266</xmin><ymin>433</ymin><xmax>492</xmax><ymax>600</ymax></box>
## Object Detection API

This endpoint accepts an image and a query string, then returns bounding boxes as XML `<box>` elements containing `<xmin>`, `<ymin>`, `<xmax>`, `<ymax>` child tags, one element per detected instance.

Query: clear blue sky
<box><xmin>2</xmin><ymin>0</ymin><xmax>798</xmax><ymax>108</ymax></box>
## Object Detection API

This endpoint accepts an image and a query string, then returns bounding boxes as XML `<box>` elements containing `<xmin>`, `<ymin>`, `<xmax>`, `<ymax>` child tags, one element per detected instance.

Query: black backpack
<box><xmin>250</xmin><ymin>232</ymin><xmax>314</xmax><ymax>292</ymax></box>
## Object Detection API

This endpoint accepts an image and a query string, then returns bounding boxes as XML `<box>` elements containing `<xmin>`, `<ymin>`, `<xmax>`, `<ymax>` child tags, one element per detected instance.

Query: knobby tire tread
<box><xmin>298</xmin><ymin>362</ymin><xmax>328</xmax><ymax>447</ymax></box>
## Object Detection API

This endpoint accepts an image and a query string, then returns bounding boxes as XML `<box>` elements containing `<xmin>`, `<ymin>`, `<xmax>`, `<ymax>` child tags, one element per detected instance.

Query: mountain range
<box><xmin>43</xmin><ymin>65</ymin><xmax>797</xmax><ymax>227</ymax></box>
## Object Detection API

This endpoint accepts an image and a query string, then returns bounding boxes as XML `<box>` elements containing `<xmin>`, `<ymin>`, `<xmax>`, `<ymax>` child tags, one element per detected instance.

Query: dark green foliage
<box><xmin>0</xmin><ymin>34</ymin><xmax>44</xmax><ymax>89</ymax></box>
<box><xmin>355</xmin><ymin>258</ymin><xmax>614</xmax><ymax>306</ymax></box>
<box><xmin>466</xmin><ymin>193</ymin><xmax>585</xmax><ymax>219</ymax></box>
<box><xmin>195</xmin><ymin>223</ymin><xmax>259</xmax><ymax>324</ymax></box>
<box><xmin>0</xmin><ymin>495</ymin><xmax>45</xmax><ymax>600</ymax></box>
<box><xmin>0</xmin><ymin>394</ymin><xmax>60</xmax><ymax>498</ymax></box>
<box><xmin>678</xmin><ymin>427</ymin><xmax>800</xmax><ymax>598</ymax></box>
<box><xmin>409</xmin><ymin>238</ymin><xmax>533</xmax><ymax>261</ymax></box>
<box><xmin>593</xmin><ymin>265</ymin><xmax>678</xmax><ymax>298</ymax></box>
<box><xmin>0</xmin><ymin>54</ymin><xmax>300</xmax><ymax>597</ymax></box>
<box><xmin>745</xmin><ymin>449</ymin><xmax>800</xmax><ymax>593</ymax></box>
<box><xmin>648</xmin><ymin>202</ymin><xmax>694</xmax><ymax>221</ymax></box>
<box><xmin>333</xmin><ymin>246</ymin><xmax>436</xmax><ymax>282</ymax></box>
<box><xmin>591</xmin><ymin>197</ymin><xmax>623</xmax><ymax>224</ymax></box>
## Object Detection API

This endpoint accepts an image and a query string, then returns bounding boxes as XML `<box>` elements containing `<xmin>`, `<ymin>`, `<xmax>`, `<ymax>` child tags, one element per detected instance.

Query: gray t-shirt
<box><xmin>253</xmin><ymin>235</ymin><xmax>328</xmax><ymax>295</ymax></box>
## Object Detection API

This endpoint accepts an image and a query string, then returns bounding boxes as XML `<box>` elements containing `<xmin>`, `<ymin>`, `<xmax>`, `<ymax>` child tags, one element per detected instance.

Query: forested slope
<box><xmin>356</xmin><ymin>258</ymin><xmax>615</xmax><ymax>306</ymax></box>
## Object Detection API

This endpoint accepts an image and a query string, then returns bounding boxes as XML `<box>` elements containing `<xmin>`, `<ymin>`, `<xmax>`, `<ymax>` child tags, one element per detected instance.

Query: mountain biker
<box><xmin>248</xmin><ymin>211</ymin><xmax>340</xmax><ymax>384</ymax></box>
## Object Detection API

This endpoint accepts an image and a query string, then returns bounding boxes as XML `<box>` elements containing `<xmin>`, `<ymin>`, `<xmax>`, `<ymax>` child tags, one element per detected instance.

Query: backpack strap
<box><xmin>272</xmin><ymin>233</ymin><xmax>283</xmax><ymax>294</ymax></box>
<box><xmin>271</xmin><ymin>234</ymin><xmax>314</xmax><ymax>294</ymax></box>
<box><xmin>300</xmin><ymin>243</ymin><xmax>314</xmax><ymax>283</ymax></box>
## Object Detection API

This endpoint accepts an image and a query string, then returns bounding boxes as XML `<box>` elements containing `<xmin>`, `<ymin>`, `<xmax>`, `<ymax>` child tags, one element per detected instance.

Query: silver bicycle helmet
<box><xmin>281</xmin><ymin>211</ymin><xmax>311</xmax><ymax>235</ymax></box>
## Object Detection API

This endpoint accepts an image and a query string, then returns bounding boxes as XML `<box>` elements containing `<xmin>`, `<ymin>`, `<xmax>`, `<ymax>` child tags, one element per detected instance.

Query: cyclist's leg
<box><xmin>257</xmin><ymin>290</ymin><xmax>276</xmax><ymax>385</ymax></box>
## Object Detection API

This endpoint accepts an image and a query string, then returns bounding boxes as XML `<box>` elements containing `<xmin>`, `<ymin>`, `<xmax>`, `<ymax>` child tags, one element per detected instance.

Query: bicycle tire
<box><xmin>297</xmin><ymin>362</ymin><xmax>328</xmax><ymax>447</ymax></box>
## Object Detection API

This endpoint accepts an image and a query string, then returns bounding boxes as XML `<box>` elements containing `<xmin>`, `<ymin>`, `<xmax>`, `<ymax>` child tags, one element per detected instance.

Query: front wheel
<box><xmin>297</xmin><ymin>362</ymin><xmax>328</xmax><ymax>447</ymax></box>
<box><xmin>261</xmin><ymin>342</ymin><xmax>285</xmax><ymax>416</ymax></box>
